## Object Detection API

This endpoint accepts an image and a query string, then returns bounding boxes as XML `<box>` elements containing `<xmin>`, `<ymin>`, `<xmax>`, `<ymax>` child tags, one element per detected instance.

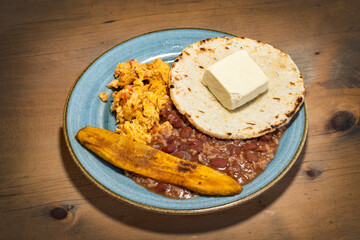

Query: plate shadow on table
<box><xmin>60</xmin><ymin>127</ymin><xmax>307</xmax><ymax>234</ymax></box>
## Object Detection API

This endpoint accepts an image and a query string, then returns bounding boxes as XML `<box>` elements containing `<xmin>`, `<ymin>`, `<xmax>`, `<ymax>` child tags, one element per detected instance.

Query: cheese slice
<box><xmin>202</xmin><ymin>50</ymin><xmax>269</xmax><ymax>110</ymax></box>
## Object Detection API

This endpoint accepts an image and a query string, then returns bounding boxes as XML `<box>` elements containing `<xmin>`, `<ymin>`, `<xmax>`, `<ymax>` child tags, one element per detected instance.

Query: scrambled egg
<box><xmin>108</xmin><ymin>59</ymin><xmax>171</xmax><ymax>143</ymax></box>
<box><xmin>98</xmin><ymin>92</ymin><xmax>108</xmax><ymax>102</ymax></box>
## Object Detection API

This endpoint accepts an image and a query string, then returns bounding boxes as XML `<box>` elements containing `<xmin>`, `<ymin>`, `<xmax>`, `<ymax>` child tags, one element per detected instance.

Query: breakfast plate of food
<box><xmin>63</xmin><ymin>28</ymin><xmax>307</xmax><ymax>214</ymax></box>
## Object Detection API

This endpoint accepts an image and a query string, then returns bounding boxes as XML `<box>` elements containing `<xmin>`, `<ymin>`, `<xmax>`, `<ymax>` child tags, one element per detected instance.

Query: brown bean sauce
<box><xmin>126</xmin><ymin>103</ymin><xmax>285</xmax><ymax>199</ymax></box>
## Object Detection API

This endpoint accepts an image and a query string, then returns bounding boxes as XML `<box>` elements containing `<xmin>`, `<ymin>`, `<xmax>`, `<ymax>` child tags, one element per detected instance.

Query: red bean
<box><xmin>166</xmin><ymin>136</ymin><xmax>175</xmax><ymax>144</ymax></box>
<box><xmin>162</xmin><ymin>144</ymin><xmax>176</xmax><ymax>153</ymax></box>
<box><xmin>242</xmin><ymin>142</ymin><xmax>257</xmax><ymax>151</ymax></box>
<box><xmin>172</xmin><ymin>151</ymin><xmax>186</xmax><ymax>159</ymax></box>
<box><xmin>227</xmin><ymin>144</ymin><xmax>241</xmax><ymax>156</ymax></box>
<box><xmin>156</xmin><ymin>183</ymin><xmax>168</xmax><ymax>193</ymax></box>
<box><xmin>197</xmin><ymin>134</ymin><xmax>208</xmax><ymax>142</ymax></box>
<box><xmin>165</xmin><ymin>112</ymin><xmax>174</xmax><ymax>121</ymax></box>
<box><xmin>210</xmin><ymin>158</ymin><xmax>228</xmax><ymax>169</ymax></box>
<box><xmin>180</xmin><ymin>126</ymin><xmax>193</xmax><ymax>138</ymax></box>
<box><xmin>246</xmin><ymin>152</ymin><xmax>259</xmax><ymax>162</ymax></box>
<box><xmin>260</xmin><ymin>134</ymin><xmax>272</xmax><ymax>141</ymax></box>
<box><xmin>188</xmin><ymin>140</ymin><xmax>202</xmax><ymax>152</ymax></box>
<box><xmin>167</xmin><ymin>111</ymin><xmax>183</xmax><ymax>128</ymax></box>
<box><xmin>172</xmin><ymin>117</ymin><xmax>183</xmax><ymax>128</ymax></box>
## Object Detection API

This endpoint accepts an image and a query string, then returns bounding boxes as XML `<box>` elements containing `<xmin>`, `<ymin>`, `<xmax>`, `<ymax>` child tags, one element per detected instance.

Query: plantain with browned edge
<box><xmin>76</xmin><ymin>126</ymin><xmax>242</xmax><ymax>196</ymax></box>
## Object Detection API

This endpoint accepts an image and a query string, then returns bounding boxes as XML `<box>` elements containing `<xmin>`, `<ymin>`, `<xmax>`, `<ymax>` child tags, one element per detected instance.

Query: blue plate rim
<box><xmin>63</xmin><ymin>28</ymin><xmax>308</xmax><ymax>214</ymax></box>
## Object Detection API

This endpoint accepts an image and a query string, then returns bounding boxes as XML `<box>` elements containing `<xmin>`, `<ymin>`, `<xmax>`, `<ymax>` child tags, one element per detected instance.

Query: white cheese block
<box><xmin>201</xmin><ymin>50</ymin><xmax>269</xmax><ymax>110</ymax></box>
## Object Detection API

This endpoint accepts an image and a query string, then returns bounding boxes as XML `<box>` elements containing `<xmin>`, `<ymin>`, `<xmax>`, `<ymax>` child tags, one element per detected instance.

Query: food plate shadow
<box><xmin>60</xmin><ymin>127</ymin><xmax>307</xmax><ymax>234</ymax></box>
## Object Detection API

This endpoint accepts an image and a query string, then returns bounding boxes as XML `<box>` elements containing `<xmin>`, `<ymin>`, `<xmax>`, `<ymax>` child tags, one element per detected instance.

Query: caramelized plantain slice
<box><xmin>76</xmin><ymin>126</ymin><xmax>242</xmax><ymax>196</ymax></box>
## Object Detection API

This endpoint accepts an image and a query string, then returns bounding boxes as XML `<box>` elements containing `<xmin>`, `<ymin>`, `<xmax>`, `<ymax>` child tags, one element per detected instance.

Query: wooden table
<box><xmin>1</xmin><ymin>0</ymin><xmax>359</xmax><ymax>239</ymax></box>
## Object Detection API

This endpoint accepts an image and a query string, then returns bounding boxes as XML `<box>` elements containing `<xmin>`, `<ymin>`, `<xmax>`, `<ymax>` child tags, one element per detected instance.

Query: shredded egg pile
<box><xmin>108</xmin><ymin>58</ymin><xmax>171</xmax><ymax>143</ymax></box>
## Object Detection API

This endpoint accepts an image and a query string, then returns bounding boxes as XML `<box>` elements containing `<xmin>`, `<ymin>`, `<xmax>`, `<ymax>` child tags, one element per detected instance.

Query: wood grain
<box><xmin>1</xmin><ymin>0</ymin><xmax>359</xmax><ymax>239</ymax></box>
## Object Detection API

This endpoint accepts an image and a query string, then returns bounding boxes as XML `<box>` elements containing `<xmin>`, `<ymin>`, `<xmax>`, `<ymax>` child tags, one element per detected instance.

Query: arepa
<box><xmin>169</xmin><ymin>37</ymin><xmax>305</xmax><ymax>139</ymax></box>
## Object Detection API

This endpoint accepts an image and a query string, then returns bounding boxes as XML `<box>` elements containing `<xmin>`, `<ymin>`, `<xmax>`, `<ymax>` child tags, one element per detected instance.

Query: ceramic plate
<box><xmin>64</xmin><ymin>29</ymin><xmax>308</xmax><ymax>214</ymax></box>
